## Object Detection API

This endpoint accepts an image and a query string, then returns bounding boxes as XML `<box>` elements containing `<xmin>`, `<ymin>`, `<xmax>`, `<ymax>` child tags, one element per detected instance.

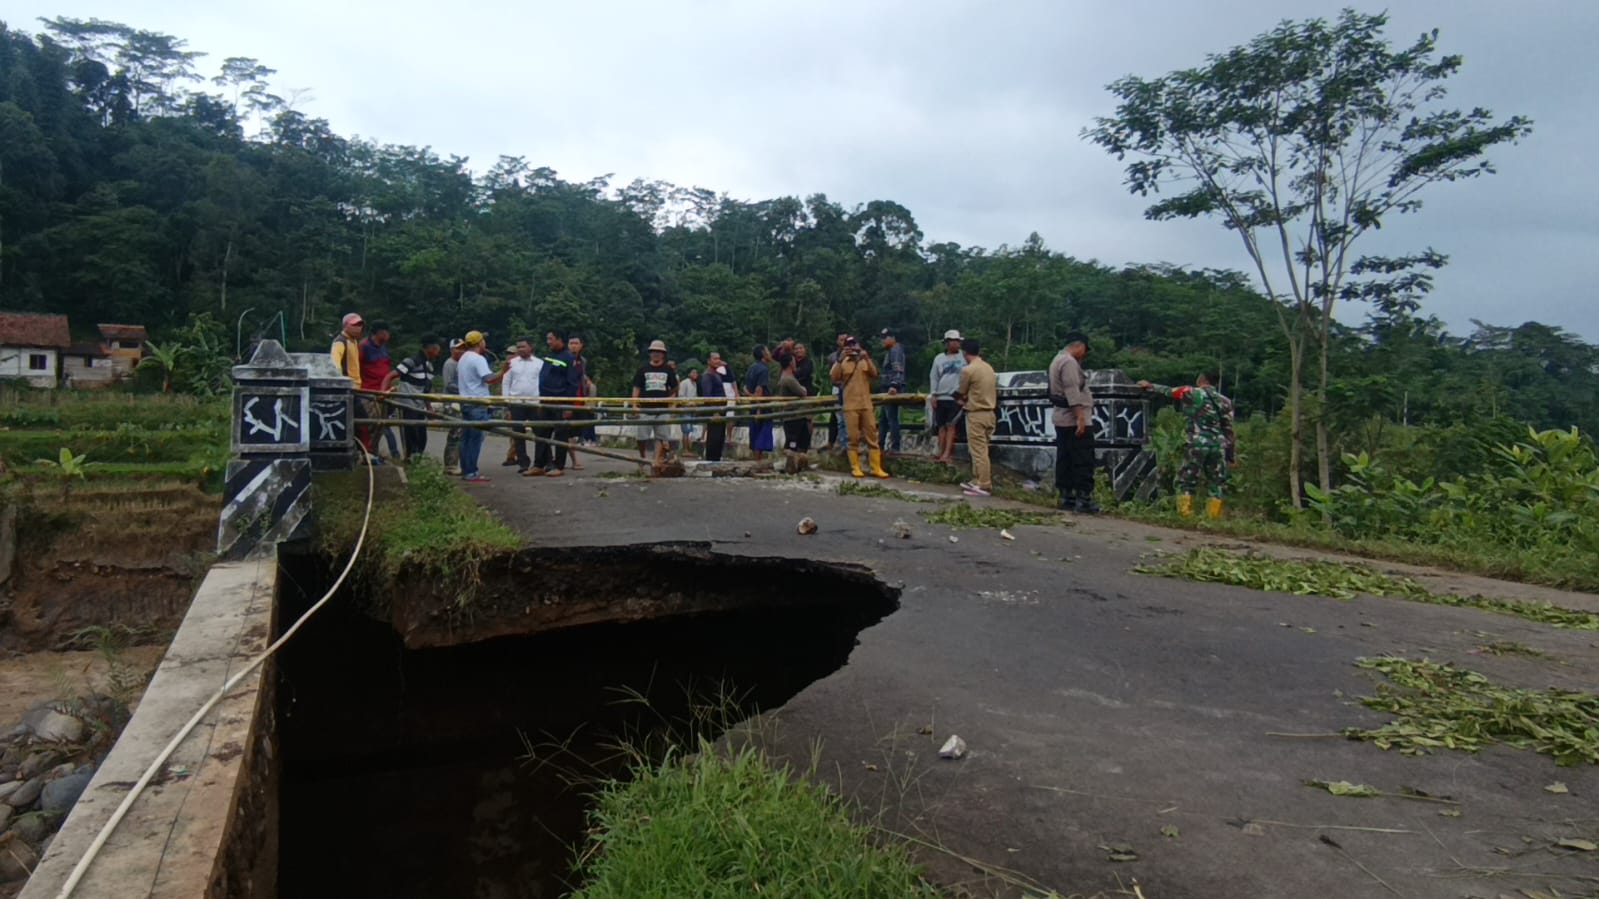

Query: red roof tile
<box><xmin>97</xmin><ymin>323</ymin><xmax>148</xmax><ymax>341</ymax></box>
<box><xmin>0</xmin><ymin>313</ymin><xmax>70</xmax><ymax>349</ymax></box>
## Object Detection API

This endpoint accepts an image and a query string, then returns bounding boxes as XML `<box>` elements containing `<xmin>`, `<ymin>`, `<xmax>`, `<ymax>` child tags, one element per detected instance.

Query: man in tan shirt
<box><xmin>1048</xmin><ymin>333</ymin><xmax>1097</xmax><ymax>513</ymax></box>
<box><xmin>830</xmin><ymin>336</ymin><xmax>890</xmax><ymax>479</ymax></box>
<box><xmin>956</xmin><ymin>337</ymin><xmax>998</xmax><ymax>496</ymax></box>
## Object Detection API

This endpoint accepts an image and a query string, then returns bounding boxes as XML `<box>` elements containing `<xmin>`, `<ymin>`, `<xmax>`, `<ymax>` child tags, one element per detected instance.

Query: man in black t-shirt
<box><xmin>632</xmin><ymin>339</ymin><xmax>680</xmax><ymax>470</ymax></box>
<box><xmin>380</xmin><ymin>335</ymin><xmax>442</xmax><ymax>461</ymax></box>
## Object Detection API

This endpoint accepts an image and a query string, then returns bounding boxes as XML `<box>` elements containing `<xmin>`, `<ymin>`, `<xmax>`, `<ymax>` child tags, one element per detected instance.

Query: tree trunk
<box><xmin>1287</xmin><ymin>341</ymin><xmax>1304</xmax><ymax>510</ymax></box>
<box><xmin>1315</xmin><ymin>327</ymin><xmax>1332</xmax><ymax>494</ymax></box>
<box><xmin>219</xmin><ymin>238</ymin><xmax>233</xmax><ymax>311</ymax></box>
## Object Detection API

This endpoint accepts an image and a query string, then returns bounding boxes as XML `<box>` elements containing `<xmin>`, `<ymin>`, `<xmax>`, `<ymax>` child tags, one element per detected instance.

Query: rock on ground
<box><xmin>40</xmin><ymin>772</ymin><xmax>92</xmax><ymax>814</ymax></box>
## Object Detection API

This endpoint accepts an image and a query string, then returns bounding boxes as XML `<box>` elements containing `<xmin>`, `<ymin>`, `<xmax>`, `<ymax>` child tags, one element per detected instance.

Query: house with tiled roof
<box><xmin>97</xmin><ymin>323</ymin><xmax>148</xmax><ymax>375</ymax></box>
<box><xmin>0</xmin><ymin>312</ymin><xmax>71</xmax><ymax>388</ymax></box>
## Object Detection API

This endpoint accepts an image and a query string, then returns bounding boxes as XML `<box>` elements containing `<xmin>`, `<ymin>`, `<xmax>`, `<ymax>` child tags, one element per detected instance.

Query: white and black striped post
<box><xmin>217</xmin><ymin>340</ymin><xmax>315</xmax><ymax>559</ymax></box>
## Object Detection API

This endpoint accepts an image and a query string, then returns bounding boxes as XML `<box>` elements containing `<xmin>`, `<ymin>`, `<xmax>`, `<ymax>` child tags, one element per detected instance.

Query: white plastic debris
<box><xmin>939</xmin><ymin>735</ymin><xmax>967</xmax><ymax>760</ymax></box>
<box><xmin>948</xmin><ymin>535</ymin><xmax>959</xmax><ymax>544</ymax></box>
<box><xmin>999</xmin><ymin>529</ymin><xmax>1015</xmax><ymax>541</ymax></box>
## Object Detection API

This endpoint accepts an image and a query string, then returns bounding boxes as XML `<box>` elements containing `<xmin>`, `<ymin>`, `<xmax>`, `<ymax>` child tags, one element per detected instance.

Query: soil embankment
<box><xmin>0</xmin><ymin>487</ymin><xmax>217</xmax><ymax>653</ymax></box>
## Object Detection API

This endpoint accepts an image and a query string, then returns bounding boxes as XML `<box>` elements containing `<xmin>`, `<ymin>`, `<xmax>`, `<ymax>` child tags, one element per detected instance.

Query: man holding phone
<box><xmin>830</xmin><ymin>336</ymin><xmax>890</xmax><ymax>479</ymax></box>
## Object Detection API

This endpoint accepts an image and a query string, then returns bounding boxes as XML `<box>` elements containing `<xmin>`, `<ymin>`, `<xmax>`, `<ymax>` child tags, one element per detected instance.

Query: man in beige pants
<box><xmin>957</xmin><ymin>337</ymin><xmax>998</xmax><ymax>497</ymax></box>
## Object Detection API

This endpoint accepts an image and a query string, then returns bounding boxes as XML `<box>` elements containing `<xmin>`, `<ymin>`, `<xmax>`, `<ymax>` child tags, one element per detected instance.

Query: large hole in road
<box><xmin>273</xmin><ymin>546</ymin><xmax>899</xmax><ymax>899</ymax></box>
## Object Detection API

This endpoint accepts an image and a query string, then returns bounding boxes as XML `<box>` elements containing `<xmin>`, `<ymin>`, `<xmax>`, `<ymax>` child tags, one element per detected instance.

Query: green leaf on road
<box><xmin>1307</xmin><ymin>779</ymin><xmax>1382</xmax><ymax>798</ymax></box>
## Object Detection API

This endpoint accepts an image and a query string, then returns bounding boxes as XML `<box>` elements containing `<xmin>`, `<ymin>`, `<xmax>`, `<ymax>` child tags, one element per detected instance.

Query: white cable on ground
<box><xmin>55</xmin><ymin>451</ymin><xmax>377</xmax><ymax>899</ymax></box>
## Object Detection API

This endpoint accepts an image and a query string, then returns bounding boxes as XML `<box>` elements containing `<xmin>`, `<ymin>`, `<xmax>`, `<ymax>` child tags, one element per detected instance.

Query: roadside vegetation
<box><xmin>571</xmin><ymin>744</ymin><xmax>941</xmax><ymax>899</ymax></box>
<box><xmin>314</xmin><ymin>457</ymin><xmax>521</xmax><ymax>593</ymax></box>
<box><xmin>1115</xmin><ymin>413</ymin><xmax>1599</xmax><ymax>593</ymax></box>
<box><xmin>1135</xmin><ymin>548</ymin><xmax>1599</xmax><ymax>631</ymax></box>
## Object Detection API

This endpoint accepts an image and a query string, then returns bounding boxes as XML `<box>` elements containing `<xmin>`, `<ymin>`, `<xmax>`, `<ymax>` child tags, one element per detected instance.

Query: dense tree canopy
<box><xmin>1</xmin><ymin>16</ymin><xmax>1596</xmax><ymax>447</ymax></box>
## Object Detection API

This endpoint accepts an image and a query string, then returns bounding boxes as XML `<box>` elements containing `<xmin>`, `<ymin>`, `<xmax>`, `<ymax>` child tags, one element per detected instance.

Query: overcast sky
<box><xmin>5</xmin><ymin>0</ymin><xmax>1596</xmax><ymax>338</ymax></box>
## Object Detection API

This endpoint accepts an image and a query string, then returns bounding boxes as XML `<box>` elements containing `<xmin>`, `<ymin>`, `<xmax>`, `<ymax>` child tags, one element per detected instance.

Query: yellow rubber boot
<box><xmin>869</xmin><ymin>450</ymin><xmax>890</xmax><ymax>479</ymax></box>
<box><xmin>1206</xmin><ymin>497</ymin><xmax>1224</xmax><ymax>519</ymax></box>
<box><xmin>1176</xmin><ymin>494</ymin><xmax>1194</xmax><ymax>518</ymax></box>
<box><xmin>848</xmin><ymin>450</ymin><xmax>864</xmax><ymax>478</ymax></box>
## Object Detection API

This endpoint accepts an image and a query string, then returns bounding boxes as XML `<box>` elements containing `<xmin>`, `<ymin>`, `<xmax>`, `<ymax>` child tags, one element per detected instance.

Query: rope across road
<box><xmin>352</xmin><ymin>389</ymin><xmax>930</xmax><ymax>468</ymax></box>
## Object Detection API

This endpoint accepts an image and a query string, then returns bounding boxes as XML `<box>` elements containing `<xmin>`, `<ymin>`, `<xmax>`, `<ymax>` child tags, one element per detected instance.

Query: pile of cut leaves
<box><xmin>1134</xmin><ymin>548</ymin><xmax>1599</xmax><ymax>630</ymax></box>
<box><xmin>923</xmin><ymin>502</ymin><xmax>1064</xmax><ymax>530</ymax></box>
<box><xmin>1349</xmin><ymin>657</ymin><xmax>1599</xmax><ymax>767</ymax></box>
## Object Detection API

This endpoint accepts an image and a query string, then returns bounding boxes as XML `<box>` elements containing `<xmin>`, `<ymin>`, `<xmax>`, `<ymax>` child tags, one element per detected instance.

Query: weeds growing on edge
<box><xmin>314</xmin><ymin>457</ymin><xmax>520</xmax><ymax>598</ymax></box>
<box><xmin>570</xmin><ymin>743</ymin><xmax>941</xmax><ymax>899</ymax></box>
<box><xmin>1350</xmin><ymin>657</ymin><xmax>1599</xmax><ymax>766</ymax></box>
<box><xmin>1135</xmin><ymin>548</ymin><xmax>1599</xmax><ymax>630</ymax></box>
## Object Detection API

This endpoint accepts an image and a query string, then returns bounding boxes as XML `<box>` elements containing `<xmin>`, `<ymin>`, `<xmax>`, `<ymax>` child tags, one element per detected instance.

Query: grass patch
<box><xmin>571</xmin><ymin>743</ymin><xmax>940</xmax><ymax>899</ymax></box>
<box><xmin>1349</xmin><ymin>657</ymin><xmax>1599</xmax><ymax>766</ymax></box>
<box><xmin>923</xmin><ymin>502</ymin><xmax>1065</xmax><ymax>530</ymax></box>
<box><xmin>1115</xmin><ymin>505</ymin><xmax>1599</xmax><ymax>593</ymax></box>
<box><xmin>835</xmin><ymin>481</ymin><xmax>941</xmax><ymax>503</ymax></box>
<box><xmin>315</xmin><ymin>458</ymin><xmax>521</xmax><ymax>593</ymax></box>
<box><xmin>1135</xmin><ymin>547</ymin><xmax>1599</xmax><ymax>630</ymax></box>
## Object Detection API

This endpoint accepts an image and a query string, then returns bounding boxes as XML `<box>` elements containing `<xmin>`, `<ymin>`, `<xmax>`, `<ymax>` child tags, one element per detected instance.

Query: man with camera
<box><xmin>830</xmin><ymin>336</ymin><xmax>891</xmax><ymax>479</ymax></box>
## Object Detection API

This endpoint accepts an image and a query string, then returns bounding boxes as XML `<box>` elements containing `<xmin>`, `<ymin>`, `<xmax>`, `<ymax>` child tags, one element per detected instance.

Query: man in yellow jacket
<box><xmin>829</xmin><ymin>336</ymin><xmax>890</xmax><ymax>479</ymax></box>
<box><xmin>329</xmin><ymin>312</ymin><xmax>364</xmax><ymax>386</ymax></box>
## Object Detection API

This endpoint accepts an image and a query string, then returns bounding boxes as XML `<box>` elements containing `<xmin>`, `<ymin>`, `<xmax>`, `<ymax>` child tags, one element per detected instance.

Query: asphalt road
<box><xmin>464</xmin><ymin>439</ymin><xmax>1599</xmax><ymax>899</ymax></box>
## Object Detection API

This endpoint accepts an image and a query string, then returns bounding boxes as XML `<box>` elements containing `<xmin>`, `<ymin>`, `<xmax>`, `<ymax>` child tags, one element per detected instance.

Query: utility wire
<box><xmin>55</xmin><ymin>451</ymin><xmax>378</xmax><ymax>899</ymax></box>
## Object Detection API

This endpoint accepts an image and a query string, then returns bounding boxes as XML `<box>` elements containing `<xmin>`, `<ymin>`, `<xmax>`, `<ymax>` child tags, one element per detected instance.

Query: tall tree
<box><xmin>1084</xmin><ymin>9</ymin><xmax>1532</xmax><ymax>506</ymax></box>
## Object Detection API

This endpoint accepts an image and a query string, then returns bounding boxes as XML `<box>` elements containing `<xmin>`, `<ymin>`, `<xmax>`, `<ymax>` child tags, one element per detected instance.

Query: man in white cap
<box><xmin>440</xmin><ymin>338</ymin><xmax>466</xmax><ymax>475</ymax></box>
<box><xmin>928</xmin><ymin>329</ymin><xmax>966</xmax><ymax>464</ymax></box>
<box><xmin>631</xmin><ymin>339</ymin><xmax>679</xmax><ymax>471</ymax></box>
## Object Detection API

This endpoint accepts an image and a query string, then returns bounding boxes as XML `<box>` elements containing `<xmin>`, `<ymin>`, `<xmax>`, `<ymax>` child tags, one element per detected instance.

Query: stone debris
<box><xmin>891</xmin><ymin>519</ymin><xmax>913</xmax><ymax>539</ymax></box>
<box><xmin>0</xmin><ymin>697</ymin><xmax>125</xmax><ymax>884</ymax></box>
<box><xmin>939</xmin><ymin>734</ymin><xmax>968</xmax><ymax>760</ymax></box>
<box><xmin>796</xmin><ymin>517</ymin><xmax>818</xmax><ymax>536</ymax></box>
<box><xmin>948</xmin><ymin>535</ymin><xmax>959</xmax><ymax>544</ymax></box>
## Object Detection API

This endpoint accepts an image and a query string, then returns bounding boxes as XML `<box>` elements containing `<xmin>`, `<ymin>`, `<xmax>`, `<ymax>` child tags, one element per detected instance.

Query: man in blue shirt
<box><xmin>455</xmin><ymin>330</ymin><xmax>495</xmax><ymax>483</ymax></box>
<box><xmin>699</xmin><ymin>353</ymin><xmax>728</xmax><ymax>462</ymax></box>
<box><xmin>743</xmin><ymin>345</ymin><xmax>774</xmax><ymax>461</ymax></box>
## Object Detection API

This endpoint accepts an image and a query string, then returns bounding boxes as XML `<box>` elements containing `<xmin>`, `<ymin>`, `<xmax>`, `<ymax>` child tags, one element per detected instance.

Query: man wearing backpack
<box><xmin>1138</xmin><ymin>371</ymin><xmax>1236</xmax><ymax>518</ymax></box>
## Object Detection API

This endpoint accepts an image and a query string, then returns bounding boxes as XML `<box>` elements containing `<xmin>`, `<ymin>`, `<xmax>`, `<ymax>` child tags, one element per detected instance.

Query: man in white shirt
<box><xmin>503</xmin><ymin>337</ymin><xmax>544</xmax><ymax>474</ymax></box>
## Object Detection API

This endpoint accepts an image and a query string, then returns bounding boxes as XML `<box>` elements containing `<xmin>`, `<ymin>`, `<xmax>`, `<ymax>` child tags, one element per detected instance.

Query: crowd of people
<box><xmin>330</xmin><ymin>313</ymin><xmax>1236</xmax><ymax>516</ymax></box>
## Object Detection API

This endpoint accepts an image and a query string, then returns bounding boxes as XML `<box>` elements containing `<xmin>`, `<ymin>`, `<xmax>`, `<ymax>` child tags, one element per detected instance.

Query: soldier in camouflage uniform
<box><xmin>1138</xmin><ymin>371</ymin><xmax>1235</xmax><ymax>518</ymax></box>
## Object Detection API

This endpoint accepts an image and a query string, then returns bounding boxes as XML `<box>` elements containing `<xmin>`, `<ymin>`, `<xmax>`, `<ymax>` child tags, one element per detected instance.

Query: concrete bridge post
<box><xmin>986</xmin><ymin>368</ymin><xmax>1158</xmax><ymax>502</ymax></box>
<box><xmin>216</xmin><ymin>339</ymin><xmax>325</xmax><ymax>559</ymax></box>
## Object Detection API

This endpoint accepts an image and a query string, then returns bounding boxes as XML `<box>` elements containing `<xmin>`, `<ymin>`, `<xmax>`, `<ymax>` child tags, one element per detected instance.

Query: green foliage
<box><xmin>314</xmin><ymin>459</ymin><xmax>521</xmax><ymax>592</ymax></box>
<box><xmin>1349</xmin><ymin>657</ymin><xmax>1599</xmax><ymax>767</ymax></box>
<box><xmin>1086</xmin><ymin>9</ymin><xmax>1534</xmax><ymax>501</ymax></box>
<box><xmin>34</xmin><ymin>446</ymin><xmax>89</xmax><ymax>498</ymax></box>
<box><xmin>0</xmin><ymin>17</ymin><xmax>1589</xmax><ymax>445</ymax></box>
<box><xmin>1304</xmin><ymin>427</ymin><xmax>1599</xmax><ymax>570</ymax></box>
<box><xmin>923</xmin><ymin>502</ymin><xmax>1064</xmax><ymax>530</ymax></box>
<box><xmin>1134</xmin><ymin>548</ymin><xmax>1599</xmax><ymax>630</ymax></box>
<box><xmin>572</xmin><ymin>744</ymin><xmax>939</xmax><ymax>899</ymax></box>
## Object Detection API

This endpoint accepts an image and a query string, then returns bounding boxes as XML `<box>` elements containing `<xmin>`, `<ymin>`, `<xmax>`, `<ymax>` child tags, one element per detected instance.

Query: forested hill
<box><xmin>2</xmin><ymin>18</ymin><xmax>1596</xmax><ymax>433</ymax></box>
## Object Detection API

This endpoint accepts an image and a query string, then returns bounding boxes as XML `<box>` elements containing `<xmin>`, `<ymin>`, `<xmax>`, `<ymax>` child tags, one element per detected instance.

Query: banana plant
<box><xmin>35</xmin><ymin>447</ymin><xmax>90</xmax><ymax>500</ymax></box>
